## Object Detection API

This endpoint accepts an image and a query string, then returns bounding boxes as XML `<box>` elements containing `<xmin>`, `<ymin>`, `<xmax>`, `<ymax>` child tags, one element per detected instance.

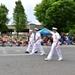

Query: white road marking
<box><xmin>16</xmin><ymin>50</ymin><xmax>21</xmax><ymax>52</ymax></box>
<box><xmin>2</xmin><ymin>48</ymin><xmax>7</xmax><ymax>54</ymax></box>
<box><xmin>0</xmin><ymin>53</ymin><xmax>47</xmax><ymax>56</ymax></box>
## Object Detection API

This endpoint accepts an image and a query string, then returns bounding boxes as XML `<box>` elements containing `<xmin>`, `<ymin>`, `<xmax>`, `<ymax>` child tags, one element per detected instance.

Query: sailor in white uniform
<box><xmin>45</xmin><ymin>27</ymin><xmax>63</xmax><ymax>61</ymax></box>
<box><xmin>30</xmin><ymin>28</ymin><xmax>45</xmax><ymax>55</ymax></box>
<box><xmin>25</xmin><ymin>30</ymin><xmax>35</xmax><ymax>53</ymax></box>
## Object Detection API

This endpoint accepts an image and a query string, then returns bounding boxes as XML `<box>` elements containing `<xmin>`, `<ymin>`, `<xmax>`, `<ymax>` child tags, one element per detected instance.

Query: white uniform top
<box><xmin>51</xmin><ymin>32</ymin><xmax>61</xmax><ymax>43</ymax></box>
<box><xmin>35</xmin><ymin>32</ymin><xmax>41</xmax><ymax>41</ymax></box>
<box><xmin>29</xmin><ymin>33</ymin><xmax>34</xmax><ymax>42</ymax></box>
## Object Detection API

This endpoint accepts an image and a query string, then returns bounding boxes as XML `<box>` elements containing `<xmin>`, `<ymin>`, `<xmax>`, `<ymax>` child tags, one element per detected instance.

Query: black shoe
<box><xmin>25</xmin><ymin>51</ymin><xmax>29</xmax><ymax>53</ymax></box>
<box><xmin>35</xmin><ymin>51</ymin><xmax>38</xmax><ymax>53</ymax></box>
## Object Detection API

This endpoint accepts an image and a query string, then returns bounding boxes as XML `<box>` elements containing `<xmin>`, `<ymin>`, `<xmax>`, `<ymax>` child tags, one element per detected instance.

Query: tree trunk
<box><xmin>17</xmin><ymin>32</ymin><xmax>19</xmax><ymax>38</ymax></box>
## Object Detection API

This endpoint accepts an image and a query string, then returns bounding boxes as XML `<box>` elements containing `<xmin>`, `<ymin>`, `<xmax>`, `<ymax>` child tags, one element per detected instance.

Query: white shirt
<box><xmin>52</xmin><ymin>32</ymin><xmax>61</xmax><ymax>42</ymax></box>
<box><xmin>35</xmin><ymin>32</ymin><xmax>41</xmax><ymax>41</ymax></box>
<box><xmin>29</xmin><ymin>33</ymin><xmax>34</xmax><ymax>42</ymax></box>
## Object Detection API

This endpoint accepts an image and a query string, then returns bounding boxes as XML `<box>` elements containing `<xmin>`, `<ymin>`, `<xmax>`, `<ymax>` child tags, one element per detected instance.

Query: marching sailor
<box><xmin>45</xmin><ymin>27</ymin><xmax>63</xmax><ymax>61</ymax></box>
<box><xmin>25</xmin><ymin>30</ymin><xmax>35</xmax><ymax>53</ymax></box>
<box><xmin>30</xmin><ymin>28</ymin><xmax>45</xmax><ymax>55</ymax></box>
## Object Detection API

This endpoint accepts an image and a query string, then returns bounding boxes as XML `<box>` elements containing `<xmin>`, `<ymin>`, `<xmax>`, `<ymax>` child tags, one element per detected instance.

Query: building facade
<box><xmin>7</xmin><ymin>23</ymin><xmax>43</xmax><ymax>35</ymax></box>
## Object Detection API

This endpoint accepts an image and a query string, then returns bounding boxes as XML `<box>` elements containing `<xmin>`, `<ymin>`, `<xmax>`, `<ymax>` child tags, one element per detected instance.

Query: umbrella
<box><xmin>38</xmin><ymin>28</ymin><xmax>52</xmax><ymax>35</ymax></box>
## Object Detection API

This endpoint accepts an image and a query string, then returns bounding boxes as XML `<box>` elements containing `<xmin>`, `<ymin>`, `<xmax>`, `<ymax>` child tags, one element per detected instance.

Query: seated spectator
<box><xmin>2</xmin><ymin>35</ymin><xmax>12</xmax><ymax>46</ymax></box>
<box><xmin>66</xmin><ymin>38</ymin><xmax>71</xmax><ymax>45</ymax></box>
<box><xmin>3</xmin><ymin>35</ymin><xmax>9</xmax><ymax>43</ymax></box>
<box><xmin>60</xmin><ymin>35</ymin><xmax>67</xmax><ymax>45</ymax></box>
<box><xmin>18</xmin><ymin>36</ymin><xmax>26</xmax><ymax>46</ymax></box>
<box><xmin>43</xmin><ymin>37</ymin><xmax>47</xmax><ymax>45</ymax></box>
<box><xmin>46</xmin><ymin>40</ymin><xmax>51</xmax><ymax>46</ymax></box>
<box><xmin>60</xmin><ymin>38</ymin><xmax>64</xmax><ymax>44</ymax></box>
<box><xmin>0</xmin><ymin>37</ymin><xmax>3</xmax><ymax>46</ymax></box>
<box><xmin>71</xmin><ymin>35</ymin><xmax>74</xmax><ymax>41</ymax></box>
<box><xmin>71</xmin><ymin>38</ymin><xmax>75</xmax><ymax>45</ymax></box>
<box><xmin>11</xmin><ymin>37</ymin><xmax>19</xmax><ymax>46</ymax></box>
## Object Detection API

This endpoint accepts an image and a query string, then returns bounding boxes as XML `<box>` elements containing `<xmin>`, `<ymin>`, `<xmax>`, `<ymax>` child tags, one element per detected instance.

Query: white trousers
<box><xmin>26</xmin><ymin>41</ymin><xmax>34</xmax><ymax>52</ymax></box>
<box><xmin>31</xmin><ymin>40</ymin><xmax>45</xmax><ymax>54</ymax></box>
<box><xmin>47</xmin><ymin>42</ymin><xmax>63</xmax><ymax>60</ymax></box>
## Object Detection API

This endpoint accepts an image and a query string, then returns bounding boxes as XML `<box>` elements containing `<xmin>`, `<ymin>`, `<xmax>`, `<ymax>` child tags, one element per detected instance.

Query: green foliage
<box><xmin>34</xmin><ymin>0</ymin><xmax>53</xmax><ymax>25</ymax></box>
<box><xmin>69</xmin><ymin>24</ymin><xmax>75</xmax><ymax>34</ymax></box>
<box><xmin>13</xmin><ymin>0</ymin><xmax>27</xmax><ymax>32</ymax></box>
<box><xmin>0</xmin><ymin>4</ymin><xmax>9</xmax><ymax>32</ymax></box>
<box><xmin>69</xmin><ymin>29</ymin><xmax>75</xmax><ymax>35</ymax></box>
<box><xmin>34</xmin><ymin>0</ymin><xmax>75</xmax><ymax>32</ymax></box>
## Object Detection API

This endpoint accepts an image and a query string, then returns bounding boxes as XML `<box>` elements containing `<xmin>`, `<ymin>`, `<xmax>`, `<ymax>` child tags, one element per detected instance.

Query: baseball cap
<box><xmin>29</xmin><ymin>30</ymin><xmax>33</xmax><ymax>32</ymax></box>
<box><xmin>35</xmin><ymin>28</ymin><xmax>38</xmax><ymax>30</ymax></box>
<box><xmin>52</xmin><ymin>27</ymin><xmax>57</xmax><ymax>30</ymax></box>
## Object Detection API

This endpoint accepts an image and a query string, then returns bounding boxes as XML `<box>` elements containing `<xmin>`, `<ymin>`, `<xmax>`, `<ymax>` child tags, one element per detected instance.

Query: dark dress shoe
<box><xmin>25</xmin><ymin>51</ymin><xmax>29</xmax><ymax>53</ymax></box>
<box><xmin>35</xmin><ymin>51</ymin><xmax>38</xmax><ymax>53</ymax></box>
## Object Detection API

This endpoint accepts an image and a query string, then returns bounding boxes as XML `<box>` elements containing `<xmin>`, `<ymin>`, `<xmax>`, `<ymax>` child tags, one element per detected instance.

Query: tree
<box><xmin>13</xmin><ymin>0</ymin><xmax>27</xmax><ymax>37</ymax></box>
<box><xmin>0</xmin><ymin>4</ymin><xmax>9</xmax><ymax>32</ymax></box>
<box><xmin>34</xmin><ymin>0</ymin><xmax>75</xmax><ymax>33</ymax></box>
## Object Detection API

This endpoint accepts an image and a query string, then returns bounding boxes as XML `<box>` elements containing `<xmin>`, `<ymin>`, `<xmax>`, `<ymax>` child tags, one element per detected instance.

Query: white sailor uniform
<box><xmin>45</xmin><ymin>32</ymin><xmax>63</xmax><ymax>61</ymax></box>
<box><xmin>30</xmin><ymin>32</ymin><xmax>45</xmax><ymax>55</ymax></box>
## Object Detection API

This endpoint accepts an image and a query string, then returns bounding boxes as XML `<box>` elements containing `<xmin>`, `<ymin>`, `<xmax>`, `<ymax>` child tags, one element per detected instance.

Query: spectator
<box><xmin>46</xmin><ymin>40</ymin><xmax>51</xmax><ymax>46</ymax></box>
<box><xmin>0</xmin><ymin>37</ymin><xmax>3</xmax><ymax>46</ymax></box>
<box><xmin>18</xmin><ymin>36</ymin><xmax>25</xmax><ymax>46</ymax></box>
<box><xmin>66</xmin><ymin>36</ymin><xmax>71</xmax><ymax>45</ymax></box>
<box><xmin>11</xmin><ymin>37</ymin><xmax>19</xmax><ymax>46</ymax></box>
<box><xmin>2</xmin><ymin>35</ymin><xmax>12</xmax><ymax>46</ymax></box>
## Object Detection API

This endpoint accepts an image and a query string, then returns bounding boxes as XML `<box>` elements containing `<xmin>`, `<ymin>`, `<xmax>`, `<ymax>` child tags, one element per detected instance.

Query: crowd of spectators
<box><xmin>42</xmin><ymin>34</ymin><xmax>75</xmax><ymax>46</ymax></box>
<box><xmin>60</xmin><ymin>34</ymin><xmax>75</xmax><ymax>45</ymax></box>
<box><xmin>0</xmin><ymin>34</ymin><xmax>75</xmax><ymax>47</ymax></box>
<box><xmin>0</xmin><ymin>34</ymin><xmax>28</xmax><ymax>47</ymax></box>
<box><xmin>41</xmin><ymin>34</ymin><xmax>53</xmax><ymax>46</ymax></box>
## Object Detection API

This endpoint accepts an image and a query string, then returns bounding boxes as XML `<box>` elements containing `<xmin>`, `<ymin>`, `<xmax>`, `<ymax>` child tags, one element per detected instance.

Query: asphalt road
<box><xmin>0</xmin><ymin>45</ymin><xmax>75</xmax><ymax>75</ymax></box>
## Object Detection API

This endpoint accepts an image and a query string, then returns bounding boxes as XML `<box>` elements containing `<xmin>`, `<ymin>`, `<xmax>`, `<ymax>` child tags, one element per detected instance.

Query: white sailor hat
<box><xmin>35</xmin><ymin>28</ymin><xmax>38</xmax><ymax>30</ymax></box>
<box><xmin>29</xmin><ymin>30</ymin><xmax>33</xmax><ymax>32</ymax></box>
<box><xmin>52</xmin><ymin>27</ymin><xmax>57</xmax><ymax>30</ymax></box>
